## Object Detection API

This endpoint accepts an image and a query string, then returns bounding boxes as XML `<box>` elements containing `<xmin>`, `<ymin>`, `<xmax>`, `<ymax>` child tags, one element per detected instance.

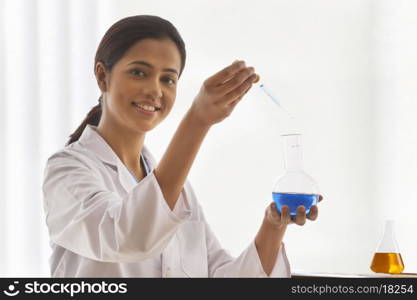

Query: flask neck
<box><xmin>283</xmin><ymin>135</ymin><xmax>304</xmax><ymax>171</ymax></box>
<box><xmin>383</xmin><ymin>221</ymin><xmax>394</xmax><ymax>238</ymax></box>
<box><xmin>377</xmin><ymin>220</ymin><xmax>400</xmax><ymax>253</ymax></box>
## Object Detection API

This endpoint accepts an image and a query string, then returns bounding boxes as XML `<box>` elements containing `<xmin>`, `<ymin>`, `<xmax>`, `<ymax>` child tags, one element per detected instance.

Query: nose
<box><xmin>142</xmin><ymin>77</ymin><xmax>163</xmax><ymax>101</ymax></box>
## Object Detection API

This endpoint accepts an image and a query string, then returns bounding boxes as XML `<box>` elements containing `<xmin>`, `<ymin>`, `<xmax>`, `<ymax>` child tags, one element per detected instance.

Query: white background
<box><xmin>0</xmin><ymin>0</ymin><xmax>416</xmax><ymax>276</ymax></box>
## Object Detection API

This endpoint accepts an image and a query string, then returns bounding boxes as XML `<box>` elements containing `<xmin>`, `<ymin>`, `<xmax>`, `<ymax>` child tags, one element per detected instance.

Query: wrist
<box><xmin>185</xmin><ymin>106</ymin><xmax>212</xmax><ymax>131</ymax></box>
<box><xmin>263</xmin><ymin>216</ymin><xmax>287</xmax><ymax>232</ymax></box>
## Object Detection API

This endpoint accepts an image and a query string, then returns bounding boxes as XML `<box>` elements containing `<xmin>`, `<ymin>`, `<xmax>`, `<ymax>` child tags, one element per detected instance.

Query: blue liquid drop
<box><xmin>272</xmin><ymin>192</ymin><xmax>318</xmax><ymax>216</ymax></box>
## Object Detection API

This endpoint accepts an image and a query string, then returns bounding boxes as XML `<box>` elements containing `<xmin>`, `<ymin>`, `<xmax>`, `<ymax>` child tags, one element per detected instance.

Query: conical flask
<box><xmin>272</xmin><ymin>134</ymin><xmax>319</xmax><ymax>217</ymax></box>
<box><xmin>370</xmin><ymin>220</ymin><xmax>404</xmax><ymax>274</ymax></box>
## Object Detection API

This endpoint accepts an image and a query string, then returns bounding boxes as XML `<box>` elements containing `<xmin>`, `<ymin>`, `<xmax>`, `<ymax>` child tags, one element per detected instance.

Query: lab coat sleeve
<box><xmin>201</xmin><ymin>206</ymin><xmax>291</xmax><ymax>277</ymax></box>
<box><xmin>42</xmin><ymin>152</ymin><xmax>191</xmax><ymax>263</ymax></box>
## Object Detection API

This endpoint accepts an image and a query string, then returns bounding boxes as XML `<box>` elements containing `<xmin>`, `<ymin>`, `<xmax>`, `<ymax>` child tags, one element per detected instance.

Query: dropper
<box><xmin>259</xmin><ymin>83</ymin><xmax>294</xmax><ymax>119</ymax></box>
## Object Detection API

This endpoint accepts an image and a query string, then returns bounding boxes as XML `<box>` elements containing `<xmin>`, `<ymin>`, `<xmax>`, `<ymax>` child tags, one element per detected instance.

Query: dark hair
<box><xmin>67</xmin><ymin>15</ymin><xmax>186</xmax><ymax>145</ymax></box>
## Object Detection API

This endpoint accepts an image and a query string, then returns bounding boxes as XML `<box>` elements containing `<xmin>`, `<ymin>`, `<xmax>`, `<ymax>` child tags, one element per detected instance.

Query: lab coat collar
<box><xmin>78</xmin><ymin>124</ymin><xmax>152</xmax><ymax>193</ymax></box>
<box><xmin>78</xmin><ymin>125</ymin><xmax>119</xmax><ymax>166</ymax></box>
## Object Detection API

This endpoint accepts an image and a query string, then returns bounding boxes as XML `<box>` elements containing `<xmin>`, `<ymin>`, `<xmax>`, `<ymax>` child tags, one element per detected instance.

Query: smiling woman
<box><xmin>41</xmin><ymin>15</ymin><xmax>318</xmax><ymax>278</ymax></box>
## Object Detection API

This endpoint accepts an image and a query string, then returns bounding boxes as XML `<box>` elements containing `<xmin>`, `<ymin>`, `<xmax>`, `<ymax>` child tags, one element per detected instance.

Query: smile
<box><xmin>131</xmin><ymin>102</ymin><xmax>161</xmax><ymax>113</ymax></box>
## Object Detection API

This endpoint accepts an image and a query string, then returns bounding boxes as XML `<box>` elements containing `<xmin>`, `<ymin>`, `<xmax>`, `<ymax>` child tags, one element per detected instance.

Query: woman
<box><xmin>42</xmin><ymin>15</ymin><xmax>320</xmax><ymax>277</ymax></box>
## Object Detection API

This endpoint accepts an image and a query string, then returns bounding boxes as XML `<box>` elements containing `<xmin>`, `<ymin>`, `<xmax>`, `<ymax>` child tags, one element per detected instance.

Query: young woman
<box><xmin>42</xmin><ymin>15</ymin><xmax>320</xmax><ymax>277</ymax></box>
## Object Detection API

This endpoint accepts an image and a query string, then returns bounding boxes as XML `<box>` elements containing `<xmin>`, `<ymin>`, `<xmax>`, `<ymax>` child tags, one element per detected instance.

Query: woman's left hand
<box><xmin>264</xmin><ymin>195</ymin><xmax>323</xmax><ymax>227</ymax></box>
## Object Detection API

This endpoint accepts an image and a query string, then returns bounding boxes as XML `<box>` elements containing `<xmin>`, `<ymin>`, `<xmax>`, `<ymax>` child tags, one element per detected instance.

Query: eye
<box><xmin>162</xmin><ymin>76</ymin><xmax>177</xmax><ymax>86</ymax></box>
<box><xmin>129</xmin><ymin>68</ymin><xmax>146</xmax><ymax>77</ymax></box>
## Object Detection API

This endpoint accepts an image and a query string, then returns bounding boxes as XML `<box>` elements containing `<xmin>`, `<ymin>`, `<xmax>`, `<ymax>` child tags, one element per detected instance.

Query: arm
<box><xmin>153</xmin><ymin>110</ymin><xmax>210</xmax><ymax>211</ymax></box>
<box><xmin>197</xmin><ymin>202</ymin><xmax>290</xmax><ymax>278</ymax></box>
<box><xmin>255</xmin><ymin>199</ymin><xmax>322</xmax><ymax>276</ymax></box>
<box><xmin>43</xmin><ymin>153</ymin><xmax>189</xmax><ymax>263</ymax></box>
<box><xmin>255</xmin><ymin>218</ymin><xmax>287</xmax><ymax>275</ymax></box>
<box><xmin>154</xmin><ymin>60</ymin><xmax>258</xmax><ymax>210</ymax></box>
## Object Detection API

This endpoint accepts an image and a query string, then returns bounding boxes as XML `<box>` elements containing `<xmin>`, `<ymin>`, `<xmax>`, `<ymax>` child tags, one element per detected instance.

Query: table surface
<box><xmin>291</xmin><ymin>271</ymin><xmax>417</xmax><ymax>278</ymax></box>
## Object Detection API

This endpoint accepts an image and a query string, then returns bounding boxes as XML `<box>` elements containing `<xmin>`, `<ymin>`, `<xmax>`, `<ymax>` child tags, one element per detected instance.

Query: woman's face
<box><xmin>98</xmin><ymin>38</ymin><xmax>182</xmax><ymax>133</ymax></box>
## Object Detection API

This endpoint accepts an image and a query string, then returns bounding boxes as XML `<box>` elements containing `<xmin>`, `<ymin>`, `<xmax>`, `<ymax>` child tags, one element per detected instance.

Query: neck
<box><xmin>96</xmin><ymin>118</ymin><xmax>145</xmax><ymax>169</ymax></box>
<box><xmin>283</xmin><ymin>134</ymin><xmax>303</xmax><ymax>171</ymax></box>
<box><xmin>285</xmin><ymin>150</ymin><xmax>303</xmax><ymax>171</ymax></box>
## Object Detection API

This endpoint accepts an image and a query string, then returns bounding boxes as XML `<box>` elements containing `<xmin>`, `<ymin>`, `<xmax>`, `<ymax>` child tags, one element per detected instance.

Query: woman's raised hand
<box><xmin>188</xmin><ymin>60</ymin><xmax>258</xmax><ymax>127</ymax></box>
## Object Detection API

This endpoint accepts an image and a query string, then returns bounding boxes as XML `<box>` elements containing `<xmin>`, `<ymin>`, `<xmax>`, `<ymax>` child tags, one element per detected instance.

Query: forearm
<box><xmin>154</xmin><ymin>109</ymin><xmax>211</xmax><ymax>210</ymax></box>
<box><xmin>255</xmin><ymin>218</ymin><xmax>287</xmax><ymax>276</ymax></box>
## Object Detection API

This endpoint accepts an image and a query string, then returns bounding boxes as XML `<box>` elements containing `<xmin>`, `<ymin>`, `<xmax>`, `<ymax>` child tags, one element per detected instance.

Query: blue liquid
<box><xmin>272</xmin><ymin>192</ymin><xmax>318</xmax><ymax>216</ymax></box>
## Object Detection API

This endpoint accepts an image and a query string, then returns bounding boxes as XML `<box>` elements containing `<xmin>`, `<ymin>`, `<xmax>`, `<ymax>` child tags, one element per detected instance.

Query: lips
<box><xmin>131</xmin><ymin>101</ymin><xmax>161</xmax><ymax>112</ymax></box>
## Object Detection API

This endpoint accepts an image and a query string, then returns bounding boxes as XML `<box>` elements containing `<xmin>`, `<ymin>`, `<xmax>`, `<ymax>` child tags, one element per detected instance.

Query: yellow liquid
<box><xmin>370</xmin><ymin>253</ymin><xmax>404</xmax><ymax>274</ymax></box>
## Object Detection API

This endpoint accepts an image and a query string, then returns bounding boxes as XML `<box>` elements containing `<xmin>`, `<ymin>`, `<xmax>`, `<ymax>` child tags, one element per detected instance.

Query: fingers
<box><xmin>266</xmin><ymin>202</ymin><xmax>282</xmax><ymax>227</ymax></box>
<box><xmin>205</xmin><ymin>60</ymin><xmax>247</xmax><ymax>87</ymax></box>
<box><xmin>318</xmin><ymin>194</ymin><xmax>323</xmax><ymax>202</ymax></box>
<box><xmin>223</xmin><ymin>73</ymin><xmax>258</xmax><ymax>104</ymax></box>
<box><xmin>228</xmin><ymin>83</ymin><xmax>252</xmax><ymax>108</ymax></box>
<box><xmin>218</xmin><ymin>66</ymin><xmax>255</xmax><ymax>95</ymax></box>
<box><xmin>267</xmin><ymin>203</ymin><xmax>319</xmax><ymax>227</ymax></box>
<box><xmin>295</xmin><ymin>206</ymin><xmax>307</xmax><ymax>226</ymax></box>
<box><xmin>205</xmin><ymin>60</ymin><xmax>259</xmax><ymax>104</ymax></box>
<box><xmin>307</xmin><ymin>205</ymin><xmax>319</xmax><ymax>221</ymax></box>
<box><xmin>280</xmin><ymin>205</ymin><xmax>292</xmax><ymax>225</ymax></box>
<box><xmin>269</xmin><ymin>202</ymin><xmax>281</xmax><ymax>220</ymax></box>
<box><xmin>270</xmin><ymin>202</ymin><xmax>278</xmax><ymax>215</ymax></box>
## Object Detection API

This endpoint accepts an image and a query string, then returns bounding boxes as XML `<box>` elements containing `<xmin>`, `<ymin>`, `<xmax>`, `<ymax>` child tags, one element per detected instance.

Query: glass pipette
<box><xmin>259</xmin><ymin>83</ymin><xmax>294</xmax><ymax>119</ymax></box>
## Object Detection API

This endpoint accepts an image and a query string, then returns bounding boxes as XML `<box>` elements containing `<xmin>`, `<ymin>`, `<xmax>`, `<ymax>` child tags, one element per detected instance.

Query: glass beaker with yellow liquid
<box><xmin>370</xmin><ymin>220</ymin><xmax>404</xmax><ymax>274</ymax></box>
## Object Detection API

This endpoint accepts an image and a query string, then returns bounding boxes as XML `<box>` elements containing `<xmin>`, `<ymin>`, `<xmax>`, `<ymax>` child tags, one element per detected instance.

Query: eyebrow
<box><xmin>127</xmin><ymin>61</ymin><xmax>179</xmax><ymax>76</ymax></box>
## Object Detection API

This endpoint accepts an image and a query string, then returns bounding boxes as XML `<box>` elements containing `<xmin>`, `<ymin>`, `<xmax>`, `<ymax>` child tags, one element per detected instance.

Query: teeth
<box><xmin>134</xmin><ymin>103</ymin><xmax>156</xmax><ymax>112</ymax></box>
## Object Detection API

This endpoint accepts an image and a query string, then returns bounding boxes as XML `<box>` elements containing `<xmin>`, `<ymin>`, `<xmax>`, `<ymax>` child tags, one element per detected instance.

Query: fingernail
<box><xmin>253</xmin><ymin>74</ymin><xmax>260</xmax><ymax>83</ymax></box>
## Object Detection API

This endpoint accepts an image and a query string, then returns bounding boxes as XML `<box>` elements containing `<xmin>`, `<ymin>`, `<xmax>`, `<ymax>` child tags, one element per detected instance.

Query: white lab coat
<box><xmin>42</xmin><ymin>125</ymin><xmax>291</xmax><ymax>277</ymax></box>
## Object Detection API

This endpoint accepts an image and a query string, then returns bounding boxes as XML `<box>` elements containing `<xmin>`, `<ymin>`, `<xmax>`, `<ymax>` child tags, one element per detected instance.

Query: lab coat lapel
<box><xmin>116</xmin><ymin>160</ymin><xmax>137</xmax><ymax>193</ymax></box>
<box><xmin>78</xmin><ymin>125</ymin><xmax>137</xmax><ymax>194</ymax></box>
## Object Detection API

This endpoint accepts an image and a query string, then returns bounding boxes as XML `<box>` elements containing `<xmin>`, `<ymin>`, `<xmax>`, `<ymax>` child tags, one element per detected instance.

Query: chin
<box><xmin>133</xmin><ymin>122</ymin><xmax>157</xmax><ymax>133</ymax></box>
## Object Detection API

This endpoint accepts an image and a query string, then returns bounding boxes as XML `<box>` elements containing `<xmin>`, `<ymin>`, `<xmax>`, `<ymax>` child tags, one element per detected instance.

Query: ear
<box><xmin>95</xmin><ymin>62</ymin><xmax>109</xmax><ymax>92</ymax></box>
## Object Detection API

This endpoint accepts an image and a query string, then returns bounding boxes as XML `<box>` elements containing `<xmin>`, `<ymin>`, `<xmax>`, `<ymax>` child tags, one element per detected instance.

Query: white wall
<box><xmin>373</xmin><ymin>0</ymin><xmax>417</xmax><ymax>274</ymax></box>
